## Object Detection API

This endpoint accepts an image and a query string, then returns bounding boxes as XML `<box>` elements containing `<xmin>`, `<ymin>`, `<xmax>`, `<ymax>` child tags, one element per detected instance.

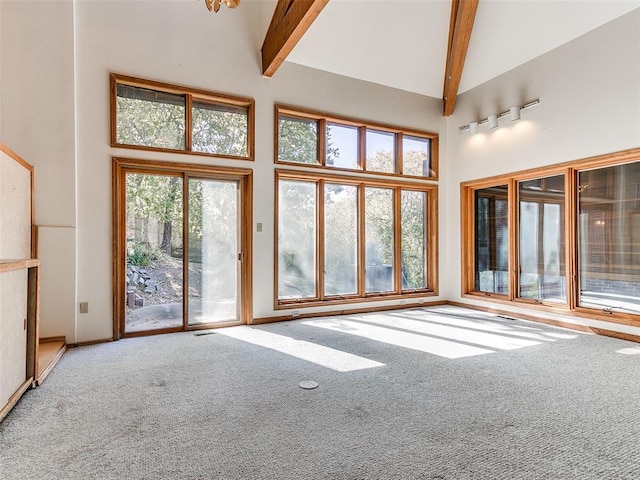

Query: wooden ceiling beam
<box><xmin>261</xmin><ymin>0</ymin><xmax>329</xmax><ymax>77</ymax></box>
<box><xmin>442</xmin><ymin>0</ymin><xmax>479</xmax><ymax>117</ymax></box>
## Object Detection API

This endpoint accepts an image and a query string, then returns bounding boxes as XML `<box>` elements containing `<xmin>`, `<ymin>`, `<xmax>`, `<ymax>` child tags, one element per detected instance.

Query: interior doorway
<box><xmin>113</xmin><ymin>158</ymin><xmax>253</xmax><ymax>338</ymax></box>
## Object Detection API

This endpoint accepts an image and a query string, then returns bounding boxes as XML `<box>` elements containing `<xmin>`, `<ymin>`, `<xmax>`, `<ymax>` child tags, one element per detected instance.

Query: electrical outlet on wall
<box><xmin>79</xmin><ymin>302</ymin><xmax>89</xmax><ymax>314</ymax></box>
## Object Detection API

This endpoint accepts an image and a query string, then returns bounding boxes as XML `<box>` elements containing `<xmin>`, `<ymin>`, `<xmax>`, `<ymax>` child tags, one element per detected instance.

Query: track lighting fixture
<box><xmin>459</xmin><ymin>99</ymin><xmax>539</xmax><ymax>134</ymax></box>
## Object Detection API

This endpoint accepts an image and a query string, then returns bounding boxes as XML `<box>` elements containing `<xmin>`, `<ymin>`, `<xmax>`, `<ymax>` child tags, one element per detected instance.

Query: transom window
<box><xmin>462</xmin><ymin>149</ymin><xmax>640</xmax><ymax>325</ymax></box>
<box><xmin>111</xmin><ymin>74</ymin><xmax>254</xmax><ymax>160</ymax></box>
<box><xmin>276</xmin><ymin>170</ymin><xmax>437</xmax><ymax>307</ymax></box>
<box><xmin>275</xmin><ymin>105</ymin><xmax>438</xmax><ymax>180</ymax></box>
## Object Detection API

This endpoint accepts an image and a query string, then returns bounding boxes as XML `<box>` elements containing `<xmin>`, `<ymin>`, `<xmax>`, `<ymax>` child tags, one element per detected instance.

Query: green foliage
<box><xmin>126</xmin><ymin>173</ymin><xmax>184</xmax><ymax>255</ymax></box>
<box><xmin>403</xmin><ymin>148</ymin><xmax>430</xmax><ymax>177</ymax></box>
<box><xmin>365</xmin><ymin>186</ymin><xmax>394</xmax><ymax>267</ymax></box>
<box><xmin>127</xmin><ymin>240</ymin><xmax>162</xmax><ymax>266</ymax></box>
<box><xmin>192</xmin><ymin>107</ymin><xmax>248</xmax><ymax>156</ymax></box>
<box><xmin>117</xmin><ymin>90</ymin><xmax>249</xmax><ymax>156</ymax></box>
<box><xmin>278</xmin><ymin>117</ymin><xmax>319</xmax><ymax>164</ymax></box>
<box><xmin>401</xmin><ymin>190</ymin><xmax>427</xmax><ymax>289</ymax></box>
<box><xmin>117</xmin><ymin>96</ymin><xmax>185</xmax><ymax>150</ymax></box>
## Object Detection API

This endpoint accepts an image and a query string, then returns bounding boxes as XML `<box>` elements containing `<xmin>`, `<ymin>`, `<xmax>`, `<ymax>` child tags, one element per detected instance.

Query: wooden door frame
<box><xmin>112</xmin><ymin>157</ymin><xmax>253</xmax><ymax>340</ymax></box>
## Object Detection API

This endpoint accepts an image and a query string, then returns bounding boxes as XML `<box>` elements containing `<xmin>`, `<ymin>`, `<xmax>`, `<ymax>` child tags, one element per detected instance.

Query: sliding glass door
<box><xmin>116</xmin><ymin>160</ymin><xmax>250</xmax><ymax>337</ymax></box>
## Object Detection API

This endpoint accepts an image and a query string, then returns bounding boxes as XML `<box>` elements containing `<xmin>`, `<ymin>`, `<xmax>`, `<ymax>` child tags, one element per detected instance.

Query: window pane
<box><xmin>474</xmin><ymin>185</ymin><xmax>509</xmax><ymax>294</ymax></box>
<box><xmin>278</xmin><ymin>180</ymin><xmax>317</xmax><ymax>299</ymax></box>
<box><xmin>324</xmin><ymin>184</ymin><xmax>358</xmax><ymax>296</ymax></box>
<box><xmin>401</xmin><ymin>190</ymin><xmax>427</xmax><ymax>290</ymax></box>
<box><xmin>188</xmin><ymin>179</ymin><xmax>239</xmax><ymax>325</ymax></box>
<box><xmin>192</xmin><ymin>100</ymin><xmax>248</xmax><ymax>156</ymax></box>
<box><xmin>125</xmin><ymin>173</ymin><xmax>183</xmax><ymax>333</ymax></box>
<box><xmin>278</xmin><ymin>116</ymin><xmax>319</xmax><ymax>164</ymax></box>
<box><xmin>116</xmin><ymin>84</ymin><xmax>185</xmax><ymax>150</ymax></box>
<box><xmin>402</xmin><ymin>136</ymin><xmax>431</xmax><ymax>177</ymax></box>
<box><xmin>366</xmin><ymin>129</ymin><xmax>396</xmax><ymax>173</ymax></box>
<box><xmin>326</xmin><ymin>123</ymin><xmax>358</xmax><ymax>169</ymax></box>
<box><xmin>518</xmin><ymin>175</ymin><xmax>566</xmax><ymax>303</ymax></box>
<box><xmin>365</xmin><ymin>187</ymin><xmax>394</xmax><ymax>292</ymax></box>
<box><xmin>578</xmin><ymin>162</ymin><xmax>640</xmax><ymax>314</ymax></box>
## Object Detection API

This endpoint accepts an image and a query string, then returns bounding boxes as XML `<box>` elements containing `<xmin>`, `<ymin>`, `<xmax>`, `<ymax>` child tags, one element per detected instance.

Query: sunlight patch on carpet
<box><xmin>354</xmin><ymin>314</ymin><xmax>541</xmax><ymax>351</ymax></box>
<box><xmin>217</xmin><ymin>326</ymin><xmax>385</xmax><ymax>372</ymax></box>
<box><xmin>616</xmin><ymin>347</ymin><xmax>640</xmax><ymax>355</ymax></box>
<box><xmin>303</xmin><ymin>319</ymin><xmax>493</xmax><ymax>359</ymax></box>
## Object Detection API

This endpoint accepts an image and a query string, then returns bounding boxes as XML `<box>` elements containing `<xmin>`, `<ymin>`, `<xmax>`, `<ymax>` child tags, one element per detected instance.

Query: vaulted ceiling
<box><xmin>257</xmin><ymin>0</ymin><xmax>639</xmax><ymax>115</ymax></box>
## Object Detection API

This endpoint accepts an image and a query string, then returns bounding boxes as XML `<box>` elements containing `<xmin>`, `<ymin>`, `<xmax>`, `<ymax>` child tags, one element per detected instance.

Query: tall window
<box><xmin>275</xmin><ymin>105</ymin><xmax>438</xmax><ymax>179</ymax></box>
<box><xmin>324</xmin><ymin>183</ymin><xmax>358</xmax><ymax>297</ymax></box>
<box><xmin>111</xmin><ymin>74</ymin><xmax>254</xmax><ymax>160</ymax></box>
<box><xmin>365</xmin><ymin>187</ymin><xmax>395</xmax><ymax>292</ymax></box>
<box><xmin>276</xmin><ymin>171</ymin><xmax>437</xmax><ymax>306</ymax></box>
<box><xmin>401</xmin><ymin>190</ymin><xmax>428</xmax><ymax>290</ymax></box>
<box><xmin>462</xmin><ymin>150</ymin><xmax>640</xmax><ymax>325</ymax></box>
<box><xmin>277</xmin><ymin>180</ymin><xmax>317</xmax><ymax>300</ymax></box>
<box><xmin>578</xmin><ymin>162</ymin><xmax>640</xmax><ymax>314</ymax></box>
<box><xmin>474</xmin><ymin>185</ymin><xmax>509</xmax><ymax>295</ymax></box>
<box><xmin>518</xmin><ymin>175</ymin><xmax>566</xmax><ymax>303</ymax></box>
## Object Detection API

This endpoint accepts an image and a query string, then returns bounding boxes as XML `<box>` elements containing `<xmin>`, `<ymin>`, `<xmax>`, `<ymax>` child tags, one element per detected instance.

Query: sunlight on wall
<box><xmin>462</xmin><ymin>120</ymin><xmax>539</xmax><ymax>152</ymax></box>
<box><xmin>216</xmin><ymin>326</ymin><xmax>385</xmax><ymax>372</ymax></box>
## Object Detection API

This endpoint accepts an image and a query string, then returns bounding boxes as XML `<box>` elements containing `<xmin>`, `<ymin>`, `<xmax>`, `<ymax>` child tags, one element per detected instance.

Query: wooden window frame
<box><xmin>461</xmin><ymin>147</ymin><xmax>640</xmax><ymax>328</ymax></box>
<box><xmin>274</xmin><ymin>104</ymin><xmax>439</xmax><ymax>180</ymax></box>
<box><xmin>275</xmin><ymin>169</ymin><xmax>438</xmax><ymax>309</ymax></box>
<box><xmin>111</xmin><ymin>73</ymin><xmax>255</xmax><ymax>161</ymax></box>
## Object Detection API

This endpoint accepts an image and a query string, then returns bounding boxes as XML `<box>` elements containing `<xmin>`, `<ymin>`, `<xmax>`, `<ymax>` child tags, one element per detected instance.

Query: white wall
<box><xmin>0</xmin><ymin>1</ymin><xmax>3</xmax><ymax>141</ymax></box>
<box><xmin>73</xmin><ymin>1</ymin><xmax>446</xmax><ymax>342</ymax></box>
<box><xmin>442</xmin><ymin>10</ymin><xmax>640</xmax><ymax>333</ymax></box>
<box><xmin>0</xmin><ymin>1</ymin><xmax>77</xmax><ymax>342</ymax></box>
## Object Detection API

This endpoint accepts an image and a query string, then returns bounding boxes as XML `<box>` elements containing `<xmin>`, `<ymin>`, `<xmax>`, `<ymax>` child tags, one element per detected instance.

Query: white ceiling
<box><xmin>263</xmin><ymin>0</ymin><xmax>640</xmax><ymax>99</ymax></box>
